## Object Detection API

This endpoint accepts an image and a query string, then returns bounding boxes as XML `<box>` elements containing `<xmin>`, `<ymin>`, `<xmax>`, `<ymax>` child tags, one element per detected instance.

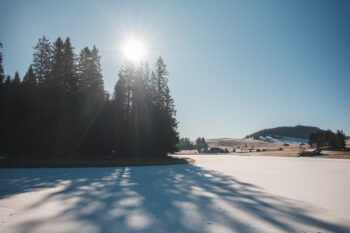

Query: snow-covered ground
<box><xmin>1</xmin><ymin>155</ymin><xmax>350</xmax><ymax>233</ymax></box>
<box><xmin>255</xmin><ymin>136</ymin><xmax>308</xmax><ymax>144</ymax></box>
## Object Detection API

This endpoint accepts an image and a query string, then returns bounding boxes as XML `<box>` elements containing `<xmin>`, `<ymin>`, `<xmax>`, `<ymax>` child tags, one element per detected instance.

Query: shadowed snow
<box><xmin>0</xmin><ymin>156</ymin><xmax>350</xmax><ymax>233</ymax></box>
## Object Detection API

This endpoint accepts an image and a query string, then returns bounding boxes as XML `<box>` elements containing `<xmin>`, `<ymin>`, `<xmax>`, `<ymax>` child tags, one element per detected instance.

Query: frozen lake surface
<box><xmin>1</xmin><ymin>155</ymin><xmax>350</xmax><ymax>233</ymax></box>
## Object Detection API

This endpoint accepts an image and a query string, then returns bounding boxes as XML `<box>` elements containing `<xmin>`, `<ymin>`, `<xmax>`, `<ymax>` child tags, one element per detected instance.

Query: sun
<box><xmin>122</xmin><ymin>39</ymin><xmax>145</xmax><ymax>62</ymax></box>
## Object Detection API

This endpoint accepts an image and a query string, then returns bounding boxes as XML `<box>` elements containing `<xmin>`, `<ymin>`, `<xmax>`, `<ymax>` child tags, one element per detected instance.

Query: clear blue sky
<box><xmin>1</xmin><ymin>0</ymin><xmax>349</xmax><ymax>139</ymax></box>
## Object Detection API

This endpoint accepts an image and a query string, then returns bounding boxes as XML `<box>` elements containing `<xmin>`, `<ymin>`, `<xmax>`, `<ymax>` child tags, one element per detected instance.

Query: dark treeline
<box><xmin>0</xmin><ymin>36</ymin><xmax>178</xmax><ymax>159</ymax></box>
<box><xmin>178</xmin><ymin>137</ymin><xmax>208</xmax><ymax>151</ymax></box>
<box><xmin>247</xmin><ymin>125</ymin><xmax>323</xmax><ymax>139</ymax></box>
<box><xmin>178</xmin><ymin>137</ymin><xmax>229</xmax><ymax>154</ymax></box>
<box><xmin>196</xmin><ymin>137</ymin><xmax>208</xmax><ymax>151</ymax></box>
<box><xmin>308</xmin><ymin>130</ymin><xmax>346</xmax><ymax>150</ymax></box>
<box><xmin>178</xmin><ymin>137</ymin><xmax>193</xmax><ymax>150</ymax></box>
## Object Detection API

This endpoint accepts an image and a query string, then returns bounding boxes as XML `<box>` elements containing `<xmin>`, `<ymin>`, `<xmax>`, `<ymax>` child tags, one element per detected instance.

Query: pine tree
<box><xmin>13</xmin><ymin>72</ymin><xmax>21</xmax><ymax>88</ymax></box>
<box><xmin>152</xmin><ymin>57</ymin><xmax>179</xmax><ymax>155</ymax></box>
<box><xmin>75</xmin><ymin>45</ymin><xmax>106</xmax><ymax>158</ymax></box>
<box><xmin>153</xmin><ymin>57</ymin><xmax>169</xmax><ymax>108</ymax></box>
<box><xmin>113</xmin><ymin>63</ymin><xmax>134</xmax><ymax>156</ymax></box>
<box><xmin>21</xmin><ymin>65</ymin><xmax>39</xmax><ymax>157</ymax></box>
<box><xmin>32</xmin><ymin>36</ymin><xmax>52</xmax><ymax>83</ymax></box>
<box><xmin>23</xmin><ymin>65</ymin><xmax>37</xmax><ymax>86</ymax></box>
<box><xmin>161</xmin><ymin>57</ymin><xmax>178</xmax><ymax>152</ymax></box>
<box><xmin>0</xmin><ymin>42</ymin><xmax>4</xmax><ymax>86</ymax></box>
<box><xmin>0</xmin><ymin>44</ymin><xmax>6</xmax><ymax>155</ymax></box>
<box><xmin>91</xmin><ymin>45</ymin><xmax>105</xmax><ymax>100</ymax></box>
<box><xmin>63</xmin><ymin>37</ymin><xmax>78</xmax><ymax>92</ymax></box>
<box><xmin>78</xmin><ymin>46</ymin><xmax>104</xmax><ymax>100</ymax></box>
<box><xmin>9</xmin><ymin>72</ymin><xmax>23</xmax><ymax>156</ymax></box>
<box><xmin>1</xmin><ymin>75</ymin><xmax>13</xmax><ymax>156</ymax></box>
<box><xmin>48</xmin><ymin>37</ymin><xmax>67</xmax><ymax>155</ymax></box>
<box><xmin>77</xmin><ymin>46</ymin><xmax>105</xmax><ymax>123</ymax></box>
<box><xmin>131</xmin><ymin>64</ymin><xmax>153</xmax><ymax>156</ymax></box>
<box><xmin>4</xmin><ymin>75</ymin><xmax>11</xmax><ymax>87</ymax></box>
<box><xmin>51</xmin><ymin>37</ymin><xmax>65</xmax><ymax>85</ymax></box>
<box><xmin>112</xmin><ymin>62</ymin><xmax>158</xmax><ymax>157</ymax></box>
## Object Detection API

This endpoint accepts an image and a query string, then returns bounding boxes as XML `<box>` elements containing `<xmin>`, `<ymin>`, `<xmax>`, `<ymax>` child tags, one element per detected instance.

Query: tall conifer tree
<box><xmin>63</xmin><ymin>37</ymin><xmax>78</xmax><ymax>92</ymax></box>
<box><xmin>0</xmin><ymin>42</ymin><xmax>4</xmax><ymax>86</ymax></box>
<box><xmin>32</xmin><ymin>36</ymin><xmax>52</xmax><ymax>83</ymax></box>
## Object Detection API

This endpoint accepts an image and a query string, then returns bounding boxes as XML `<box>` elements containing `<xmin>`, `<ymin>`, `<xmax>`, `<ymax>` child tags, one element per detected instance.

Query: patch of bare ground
<box><xmin>177</xmin><ymin>147</ymin><xmax>350</xmax><ymax>159</ymax></box>
<box><xmin>175</xmin><ymin>150</ymin><xmax>199</xmax><ymax>155</ymax></box>
<box><xmin>314</xmin><ymin>150</ymin><xmax>350</xmax><ymax>159</ymax></box>
<box><xmin>250</xmin><ymin>150</ymin><xmax>300</xmax><ymax>157</ymax></box>
<box><xmin>247</xmin><ymin>149</ymin><xmax>350</xmax><ymax>159</ymax></box>
<box><xmin>177</xmin><ymin>139</ymin><xmax>350</xmax><ymax>159</ymax></box>
<box><xmin>0</xmin><ymin>156</ymin><xmax>195</xmax><ymax>168</ymax></box>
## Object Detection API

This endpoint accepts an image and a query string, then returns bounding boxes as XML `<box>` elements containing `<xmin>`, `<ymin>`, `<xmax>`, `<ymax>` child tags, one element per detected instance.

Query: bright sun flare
<box><xmin>122</xmin><ymin>39</ymin><xmax>145</xmax><ymax>62</ymax></box>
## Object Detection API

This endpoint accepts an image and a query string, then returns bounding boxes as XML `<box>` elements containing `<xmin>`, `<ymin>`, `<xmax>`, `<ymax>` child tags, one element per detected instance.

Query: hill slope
<box><xmin>247</xmin><ymin>125</ymin><xmax>323</xmax><ymax>139</ymax></box>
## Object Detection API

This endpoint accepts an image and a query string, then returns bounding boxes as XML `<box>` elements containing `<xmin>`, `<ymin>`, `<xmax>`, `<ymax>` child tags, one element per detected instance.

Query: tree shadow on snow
<box><xmin>0</xmin><ymin>165</ymin><xmax>349</xmax><ymax>233</ymax></box>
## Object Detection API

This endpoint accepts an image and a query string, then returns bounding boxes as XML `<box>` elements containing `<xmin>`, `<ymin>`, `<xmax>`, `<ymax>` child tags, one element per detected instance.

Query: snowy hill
<box><xmin>253</xmin><ymin>136</ymin><xmax>308</xmax><ymax>144</ymax></box>
<box><xmin>247</xmin><ymin>125</ymin><xmax>323</xmax><ymax>140</ymax></box>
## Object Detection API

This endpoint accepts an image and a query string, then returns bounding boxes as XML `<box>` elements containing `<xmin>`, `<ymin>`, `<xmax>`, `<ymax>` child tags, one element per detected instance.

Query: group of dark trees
<box><xmin>308</xmin><ymin>130</ymin><xmax>346</xmax><ymax>150</ymax></box>
<box><xmin>178</xmin><ymin>137</ymin><xmax>230</xmax><ymax>154</ymax></box>
<box><xmin>178</xmin><ymin>137</ymin><xmax>194</xmax><ymax>150</ymax></box>
<box><xmin>178</xmin><ymin>137</ymin><xmax>208</xmax><ymax>151</ymax></box>
<box><xmin>0</xmin><ymin>36</ymin><xmax>178</xmax><ymax>159</ymax></box>
<box><xmin>247</xmin><ymin>125</ymin><xmax>323</xmax><ymax>140</ymax></box>
<box><xmin>196</xmin><ymin>137</ymin><xmax>208</xmax><ymax>151</ymax></box>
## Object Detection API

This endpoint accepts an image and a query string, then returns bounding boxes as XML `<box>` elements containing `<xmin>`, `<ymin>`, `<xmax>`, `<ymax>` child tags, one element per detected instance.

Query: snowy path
<box><xmin>1</xmin><ymin>155</ymin><xmax>350</xmax><ymax>233</ymax></box>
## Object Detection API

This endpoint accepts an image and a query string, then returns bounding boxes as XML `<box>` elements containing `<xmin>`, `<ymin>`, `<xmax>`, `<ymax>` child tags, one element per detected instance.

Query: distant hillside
<box><xmin>247</xmin><ymin>125</ymin><xmax>323</xmax><ymax>139</ymax></box>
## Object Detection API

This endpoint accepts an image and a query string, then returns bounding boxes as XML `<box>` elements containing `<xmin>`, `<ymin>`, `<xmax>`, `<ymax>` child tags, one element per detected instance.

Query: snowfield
<box><xmin>1</xmin><ymin>155</ymin><xmax>350</xmax><ymax>233</ymax></box>
<box><xmin>256</xmin><ymin>136</ymin><xmax>308</xmax><ymax>144</ymax></box>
